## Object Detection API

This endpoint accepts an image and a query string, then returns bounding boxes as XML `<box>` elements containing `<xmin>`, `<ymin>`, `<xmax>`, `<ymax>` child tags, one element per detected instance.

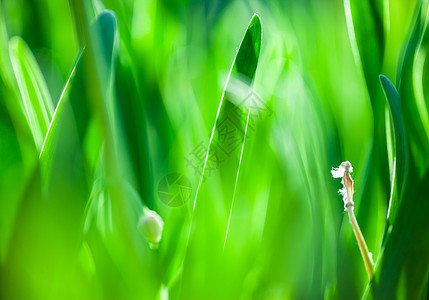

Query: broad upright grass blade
<box><xmin>367</xmin><ymin>168</ymin><xmax>429</xmax><ymax>300</ymax></box>
<box><xmin>192</xmin><ymin>13</ymin><xmax>261</xmax><ymax>214</ymax></box>
<box><xmin>396</xmin><ymin>5</ymin><xmax>422</xmax><ymax>88</ymax></box>
<box><xmin>344</xmin><ymin>0</ymin><xmax>384</xmax><ymax>98</ymax></box>
<box><xmin>222</xmin><ymin>14</ymin><xmax>261</xmax><ymax>249</ymax></box>
<box><xmin>342</xmin><ymin>3</ymin><xmax>390</xmax><ymax>297</ymax></box>
<box><xmin>80</xmin><ymin>13</ymin><xmax>162</xmax><ymax>298</ymax></box>
<box><xmin>87</xmin><ymin>10</ymin><xmax>136</xmax><ymax>182</ymax></box>
<box><xmin>343</xmin><ymin>0</ymin><xmax>390</xmax><ymax>211</ymax></box>
<box><xmin>398</xmin><ymin>5</ymin><xmax>429</xmax><ymax>171</ymax></box>
<box><xmin>190</xmin><ymin>13</ymin><xmax>261</xmax><ymax>230</ymax></box>
<box><xmin>179</xmin><ymin>14</ymin><xmax>262</xmax><ymax>289</ymax></box>
<box><xmin>379</xmin><ymin>75</ymin><xmax>407</xmax><ymax>223</ymax></box>
<box><xmin>9</xmin><ymin>37</ymin><xmax>54</xmax><ymax>151</ymax></box>
<box><xmin>343</xmin><ymin>0</ymin><xmax>390</xmax><ymax>204</ymax></box>
<box><xmin>365</xmin><ymin>8</ymin><xmax>429</xmax><ymax>298</ymax></box>
<box><xmin>90</xmin><ymin>11</ymin><xmax>117</xmax><ymax>80</ymax></box>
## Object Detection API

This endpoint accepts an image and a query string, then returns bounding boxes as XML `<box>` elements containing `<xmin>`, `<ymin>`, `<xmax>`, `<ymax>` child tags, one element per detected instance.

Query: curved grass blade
<box><xmin>397</xmin><ymin>5</ymin><xmax>429</xmax><ymax>170</ymax></box>
<box><xmin>344</xmin><ymin>0</ymin><xmax>384</xmax><ymax>99</ymax></box>
<box><xmin>190</xmin><ymin>13</ymin><xmax>261</xmax><ymax>215</ymax></box>
<box><xmin>181</xmin><ymin>13</ymin><xmax>262</xmax><ymax>275</ymax></box>
<box><xmin>343</xmin><ymin>0</ymin><xmax>390</xmax><ymax>223</ymax></box>
<box><xmin>414</xmin><ymin>34</ymin><xmax>429</xmax><ymax>141</ymax></box>
<box><xmin>6</xmin><ymin>11</ymin><xmax>121</xmax><ymax>299</ymax></box>
<box><xmin>9</xmin><ymin>37</ymin><xmax>54</xmax><ymax>151</ymax></box>
<box><xmin>379</xmin><ymin>75</ymin><xmax>408</xmax><ymax>223</ymax></box>
<box><xmin>39</xmin><ymin>49</ymin><xmax>84</xmax><ymax>177</ymax></box>
<box><xmin>190</xmin><ymin>12</ymin><xmax>261</xmax><ymax>229</ymax></box>
<box><xmin>79</xmin><ymin>13</ymin><xmax>158</xmax><ymax>295</ymax></box>
<box><xmin>364</xmin><ymin>76</ymin><xmax>407</xmax><ymax>297</ymax></box>
<box><xmin>89</xmin><ymin>10</ymin><xmax>117</xmax><ymax>90</ymax></box>
<box><xmin>40</xmin><ymin>10</ymin><xmax>119</xmax><ymax>183</ymax></box>
<box><xmin>367</xmin><ymin>170</ymin><xmax>429</xmax><ymax>300</ymax></box>
<box><xmin>397</xmin><ymin>4</ymin><xmax>422</xmax><ymax>88</ymax></box>
<box><xmin>88</xmin><ymin>11</ymin><xmax>135</xmax><ymax>181</ymax></box>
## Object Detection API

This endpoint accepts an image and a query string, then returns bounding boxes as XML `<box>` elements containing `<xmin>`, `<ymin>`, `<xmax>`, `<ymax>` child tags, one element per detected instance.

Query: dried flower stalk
<box><xmin>332</xmin><ymin>161</ymin><xmax>374</xmax><ymax>279</ymax></box>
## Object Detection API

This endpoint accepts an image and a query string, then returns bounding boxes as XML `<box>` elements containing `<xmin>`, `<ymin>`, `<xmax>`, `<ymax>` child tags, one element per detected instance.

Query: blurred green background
<box><xmin>0</xmin><ymin>0</ymin><xmax>428</xmax><ymax>299</ymax></box>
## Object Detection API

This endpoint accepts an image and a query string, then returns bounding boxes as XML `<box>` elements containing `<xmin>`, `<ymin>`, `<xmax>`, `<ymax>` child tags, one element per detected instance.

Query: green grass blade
<box><xmin>89</xmin><ymin>11</ymin><xmax>117</xmax><ymax>82</ymax></box>
<box><xmin>41</xmin><ymin>10</ymin><xmax>119</xmax><ymax>193</ymax></box>
<box><xmin>366</xmin><ymin>24</ymin><xmax>429</xmax><ymax>297</ymax></box>
<box><xmin>0</xmin><ymin>3</ymin><xmax>41</xmax><ymax>266</ymax></box>
<box><xmin>397</xmin><ymin>5</ymin><xmax>429</xmax><ymax>171</ymax></box>
<box><xmin>379</xmin><ymin>75</ymin><xmax>407</xmax><ymax>223</ymax></box>
<box><xmin>191</xmin><ymin>13</ymin><xmax>261</xmax><ymax>216</ymax></box>
<box><xmin>344</xmin><ymin>0</ymin><xmax>390</xmax><ymax>235</ymax></box>
<box><xmin>368</xmin><ymin>170</ymin><xmax>429</xmax><ymax>300</ymax></box>
<box><xmin>9</xmin><ymin>37</ymin><xmax>54</xmax><ymax>151</ymax></box>
<box><xmin>344</xmin><ymin>0</ymin><xmax>384</xmax><ymax>98</ymax></box>
<box><xmin>39</xmin><ymin>49</ymin><xmax>84</xmax><ymax>176</ymax></box>
<box><xmin>224</xmin><ymin>16</ymin><xmax>262</xmax><ymax>249</ymax></box>
<box><xmin>87</xmin><ymin>11</ymin><xmax>135</xmax><ymax>181</ymax></box>
<box><xmin>180</xmin><ymin>14</ymin><xmax>262</xmax><ymax>290</ymax></box>
<box><xmin>79</xmin><ymin>11</ymin><xmax>159</xmax><ymax>297</ymax></box>
<box><xmin>174</xmin><ymin>14</ymin><xmax>262</xmax><ymax>296</ymax></box>
<box><xmin>223</xmin><ymin>102</ymin><xmax>252</xmax><ymax>250</ymax></box>
<box><xmin>232</xmin><ymin>14</ymin><xmax>262</xmax><ymax>79</ymax></box>
<box><xmin>0</xmin><ymin>3</ymin><xmax>15</xmax><ymax>91</ymax></box>
<box><xmin>397</xmin><ymin>4</ymin><xmax>422</xmax><ymax>88</ymax></box>
<box><xmin>6</xmin><ymin>11</ymin><xmax>122</xmax><ymax>299</ymax></box>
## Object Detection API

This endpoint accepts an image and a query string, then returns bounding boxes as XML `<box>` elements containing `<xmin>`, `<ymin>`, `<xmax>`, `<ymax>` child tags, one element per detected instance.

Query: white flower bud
<box><xmin>137</xmin><ymin>208</ymin><xmax>164</xmax><ymax>249</ymax></box>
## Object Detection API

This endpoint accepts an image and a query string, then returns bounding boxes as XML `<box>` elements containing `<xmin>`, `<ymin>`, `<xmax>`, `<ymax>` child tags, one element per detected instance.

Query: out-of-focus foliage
<box><xmin>0</xmin><ymin>0</ymin><xmax>428</xmax><ymax>299</ymax></box>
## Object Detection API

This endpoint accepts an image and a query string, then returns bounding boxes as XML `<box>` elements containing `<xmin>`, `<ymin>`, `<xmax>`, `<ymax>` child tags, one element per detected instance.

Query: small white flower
<box><xmin>137</xmin><ymin>208</ymin><xmax>164</xmax><ymax>249</ymax></box>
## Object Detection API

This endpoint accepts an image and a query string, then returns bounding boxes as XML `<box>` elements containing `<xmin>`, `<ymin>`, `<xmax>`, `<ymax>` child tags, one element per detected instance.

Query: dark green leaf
<box><xmin>379</xmin><ymin>74</ymin><xmax>408</xmax><ymax>223</ymax></box>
